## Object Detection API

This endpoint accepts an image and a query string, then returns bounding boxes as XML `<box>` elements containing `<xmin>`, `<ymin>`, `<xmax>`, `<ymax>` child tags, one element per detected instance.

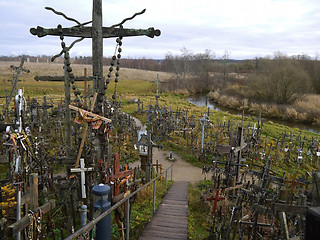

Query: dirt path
<box><xmin>130</xmin><ymin>116</ymin><xmax>204</xmax><ymax>183</ymax></box>
<box><xmin>130</xmin><ymin>148</ymin><xmax>204</xmax><ymax>183</ymax></box>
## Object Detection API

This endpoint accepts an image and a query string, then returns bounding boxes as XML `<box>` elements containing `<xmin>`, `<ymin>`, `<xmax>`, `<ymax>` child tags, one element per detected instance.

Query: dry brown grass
<box><xmin>0</xmin><ymin>61</ymin><xmax>173</xmax><ymax>104</ymax></box>
<box><xmin>0</xmin><ymin>61</ymin><xmax>173</xmax><ymax>82</ymax></box>
<box><xmin>294</xmin><ymin>94</ymin><xmax>320</xmax><ymax>111</ymax></box>
<box><xmin>208</xmin><ymin>90</ymin><xmax>320</xmax><ymax>124</ymax></box>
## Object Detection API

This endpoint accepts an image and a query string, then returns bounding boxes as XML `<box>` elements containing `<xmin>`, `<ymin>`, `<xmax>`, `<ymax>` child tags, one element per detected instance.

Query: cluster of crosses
<box><xmin>0</xmin><ymin>1</ymin><xmax>161</xmax><ymax>239</ymax></box>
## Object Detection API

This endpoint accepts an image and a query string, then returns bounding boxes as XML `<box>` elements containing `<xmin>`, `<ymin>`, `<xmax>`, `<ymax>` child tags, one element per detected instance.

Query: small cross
<box><xmin>206</xmin><ymin>189</ymin><xmax>225</xmax><ymax>215</ymax></box>
<box><xmin>70</xmin><ymin>158</ymin><xmax>93</xmax><ymax>198</ymax></box>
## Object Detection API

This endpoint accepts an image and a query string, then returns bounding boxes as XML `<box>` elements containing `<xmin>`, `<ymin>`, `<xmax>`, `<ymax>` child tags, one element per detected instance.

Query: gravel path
<box><xmin>130</xmin><ymin>148</ymin><xmax>204</xmax><ymax>183</ymax></box>
<box><xmin>130</xmin><ymin>116</ymin><xmax>204</xmax><ymax>183</ymax></box>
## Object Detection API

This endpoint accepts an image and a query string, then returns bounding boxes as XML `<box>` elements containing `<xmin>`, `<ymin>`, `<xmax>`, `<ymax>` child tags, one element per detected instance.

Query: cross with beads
<box><xmin>30</xmin><ymin>0</ymin><xmax>161</xmax><ymax>109</ymax></box>
<box><xmin>30</xmin><ymin>1</ymin><xmax>161</xmax><ymax>163</ymax></box>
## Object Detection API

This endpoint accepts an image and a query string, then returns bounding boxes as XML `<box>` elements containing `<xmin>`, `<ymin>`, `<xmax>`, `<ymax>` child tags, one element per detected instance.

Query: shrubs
<box><xmin>208</xmin><ymin>91</ymin><xmax>318</xmax><ymax>124</ymax></box>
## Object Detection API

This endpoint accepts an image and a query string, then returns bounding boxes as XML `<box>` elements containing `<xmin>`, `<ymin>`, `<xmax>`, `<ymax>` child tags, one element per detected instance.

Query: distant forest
<box><xmin>0</xmin><ymin>55</ymin><xmax>164</xmax><ymax>72</ymax></box>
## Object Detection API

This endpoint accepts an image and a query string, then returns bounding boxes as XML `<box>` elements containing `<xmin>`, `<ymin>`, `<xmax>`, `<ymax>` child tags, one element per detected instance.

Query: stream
<box><xmin>187</xmin><ymin>95</ymin><xmax>320</xmax><ymax>134</ymax></box>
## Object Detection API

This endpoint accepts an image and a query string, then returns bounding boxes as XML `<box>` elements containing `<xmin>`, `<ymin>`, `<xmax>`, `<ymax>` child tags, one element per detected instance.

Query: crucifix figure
<box><xmin>70</xmin><ymin>158</ymin><xmax>93</xmax><ymax>199</ymax></box>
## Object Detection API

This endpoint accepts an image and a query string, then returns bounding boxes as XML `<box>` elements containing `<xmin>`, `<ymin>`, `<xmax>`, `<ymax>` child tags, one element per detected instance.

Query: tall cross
<box><xmin>70</xmin><ymin>158</ymin><xmax>93</xmax><ymax>198</ymax></box>
<box><xmin>199</xmin><ymin>114</ymin><xmax>209</xmax><ymax>153</ymax></box>
<box><xmin>5</xmin><ymin>58</ymin><xmax>30</xmax><ymax>115</ymax></box>
<box><xmin>30</xmin><ymin>1</ymin><xmax>161</xmax><ymax>160</ymax></box>
<box><xmin>155</xmin><ymin>73</ymin><xmax>160</xmax><ymax>108</ymax></box>
<box><xmin>69</xmin><ymin>92</ymin><xmax>112</xmax><ymax>167</ymax></box>
<box><xmin>30</xmin><ymin>2</ymin><xmax>161</xmax><ymax>107</ymax></box>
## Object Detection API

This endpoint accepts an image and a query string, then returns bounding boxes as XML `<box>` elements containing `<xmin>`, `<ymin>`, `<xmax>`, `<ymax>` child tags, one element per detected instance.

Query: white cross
<box><xmin>70</xmin><ymin>158</ymin><xmax>93</xmax><ymax>199</ymax></box>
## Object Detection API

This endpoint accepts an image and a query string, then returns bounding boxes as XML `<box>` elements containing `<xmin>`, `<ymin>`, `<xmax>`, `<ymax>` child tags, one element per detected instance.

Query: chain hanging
<box><xmin>27</xmin><ymin>210</ymin><xmax>36</xmax><ymax>240</ymax></box>
<box><xmin>106</xmin><ymin>26</ymin><xmax>123</xmax><ymax>102</ymax></box>
<box><xmin>52</xmin><ymin>24</ymin><xmax>83</xmax><ymax>105</ymax></box>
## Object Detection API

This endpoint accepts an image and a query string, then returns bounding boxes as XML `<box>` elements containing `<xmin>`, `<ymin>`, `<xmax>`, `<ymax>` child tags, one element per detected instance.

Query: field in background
<box><xmin>0</xmin><ymin>61</ymin><xmax>173</xmax><ymax>103</ymax></box>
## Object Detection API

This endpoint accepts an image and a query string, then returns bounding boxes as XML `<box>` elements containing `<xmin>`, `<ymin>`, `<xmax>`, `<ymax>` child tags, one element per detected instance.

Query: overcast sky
<box><xmin>1</xmin><ymin>0</ymin><xmax>320</xmax><ymax>59</ymax></box>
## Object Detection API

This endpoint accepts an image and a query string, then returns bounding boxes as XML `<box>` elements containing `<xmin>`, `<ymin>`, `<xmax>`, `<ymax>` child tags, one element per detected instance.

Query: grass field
<box><xmin>0</xmin><ymin>61</ymin><xmax>173</xmax><ymax>103</ymax></box>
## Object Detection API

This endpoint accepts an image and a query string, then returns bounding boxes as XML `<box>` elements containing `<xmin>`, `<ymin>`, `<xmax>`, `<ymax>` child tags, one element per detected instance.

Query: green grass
<box><xmin>188</xmin><ymin>182</ymin><xmax>211</xmax><ymax>239</ymax></box>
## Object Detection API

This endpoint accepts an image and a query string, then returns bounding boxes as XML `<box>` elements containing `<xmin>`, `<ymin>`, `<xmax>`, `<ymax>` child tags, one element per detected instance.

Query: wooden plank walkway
<box><xmin>139</xmin><ymin>181</ymin><xmax>189</xmax><ymax>240</ymax></box>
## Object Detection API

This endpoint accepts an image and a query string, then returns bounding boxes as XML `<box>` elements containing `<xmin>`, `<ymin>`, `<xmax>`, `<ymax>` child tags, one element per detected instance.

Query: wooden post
<box><xmin>8</xmin><ymin>200</ymin><xmax>56</xmax><ymax>237</ymax></box>
<box><xmin>92</xmin><ymin>0</ymin><xmax>104</xmax><ymax>104</ymax></box>
<box><xmin>64</xmin><ymin>54</ymin><xmax>72</xmax><ymax>160</ymax></box>
<box><xmin>30</xmin><ymin>173</ymin><xmax>38</xmax><ymax>210</ymax></box>
<box><xmin>84</xmin><ymin>68</ymin><xmax>88</xmax><ymax>107</ymax></box>
<box><xmin>74</xmin><ymin>92</ymin><xmax>98</xmax><ymax>168</ymax></box>
<box><xmin>84</xmin><ymin>68</ymin><xmax>88</xmax><ymax>95</ymax></box>
<box><xmin>279</xmin><ymin>212</ymin><xmax>290</xmax><ymax>239</ymax></box>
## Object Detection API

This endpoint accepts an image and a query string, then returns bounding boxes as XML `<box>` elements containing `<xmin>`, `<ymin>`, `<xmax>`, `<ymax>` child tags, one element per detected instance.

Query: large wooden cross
<box><xmin>69</xmin><ymin>92</ymin><xmax>111</xmax><ymax>168</ymax></box>
<box><xmin>30</xmin><ymin>0</ymin><xmax>161</xmax><ymax>161</ymax></box>
<box><xmin>30</xmin><ymin>1</ymin><xmax>160</xmax><ymax>105</ymax></box>
<box><xmin>107</xmin><ymin>153</ymin><xmax>134</xmax><ymax>196</ymax></box>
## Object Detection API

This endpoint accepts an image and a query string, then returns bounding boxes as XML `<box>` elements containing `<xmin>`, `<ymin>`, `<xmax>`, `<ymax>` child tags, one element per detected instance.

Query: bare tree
<box><xmin>252</xmin><ymin>55</ymin><xmax>311</xmax><ymax>104</ymax></box>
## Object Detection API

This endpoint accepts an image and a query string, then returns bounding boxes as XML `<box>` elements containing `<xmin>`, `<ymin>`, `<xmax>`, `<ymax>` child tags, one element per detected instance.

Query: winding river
<box><xmin>187</xmin><ymin>95</ymin><xmax>320</xmax><ymax>134</ymax></box>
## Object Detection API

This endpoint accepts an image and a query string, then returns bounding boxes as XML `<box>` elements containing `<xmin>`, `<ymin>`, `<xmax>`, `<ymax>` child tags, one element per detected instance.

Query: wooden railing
<box><xmin>65</xmin><ymin>164</ymin><xmax>173</xmax><ymax>240</ymax></box>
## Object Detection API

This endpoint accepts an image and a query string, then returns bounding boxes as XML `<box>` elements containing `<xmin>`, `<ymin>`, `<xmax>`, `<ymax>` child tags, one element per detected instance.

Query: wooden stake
<box><xmin>74</xmin><ymin>92</ymin><xmax>98</xmax><ymax>168</ymax></box>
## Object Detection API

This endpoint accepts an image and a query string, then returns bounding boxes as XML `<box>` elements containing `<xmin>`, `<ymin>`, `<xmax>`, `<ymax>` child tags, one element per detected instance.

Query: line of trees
<box><xmin>160</xmin><ymin>49</ymin><xmax>320</xmax><ymax>105</ymax></box>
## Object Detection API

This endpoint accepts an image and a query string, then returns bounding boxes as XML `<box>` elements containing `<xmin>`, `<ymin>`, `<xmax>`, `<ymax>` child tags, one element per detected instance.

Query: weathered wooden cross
<box><xmin>30</xmin><ymin>0</ymin><xmax>161</xmax><ymax>161</ymax></box>
<box><xmin>5</xmin><ymin>58</ymin><xmax>30</xmax><ymax>115</ymax></box>
<box><xmin>30</xmin><ymin>2</ymin><xmax>160</xmax><ymax>107</ymax></box>
<box><xmin>8</xmin><ymin>173</ymin><xmax>56</xmax><ymax>239</ymax></box>
<box><xmin>69</xmin><ymin>92</ymin><xmax>112</xmax><ymax>167</ymax></box>
<box><xmin>206</xmin><ymin>189</ymin><xmax>225</xmax><ymax>215</ymax></box>
<box><xmin>107</xmin><ymin>153</ymin><xmax>134</xmax><ymax>197</ymax></box>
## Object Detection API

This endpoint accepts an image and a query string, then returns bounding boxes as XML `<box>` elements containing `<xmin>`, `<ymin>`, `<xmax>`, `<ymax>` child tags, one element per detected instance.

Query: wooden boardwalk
<box><xmin>139</xmin><ymin>181</ymin><xmax>189</xmax><ymax>240</ymax></box>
